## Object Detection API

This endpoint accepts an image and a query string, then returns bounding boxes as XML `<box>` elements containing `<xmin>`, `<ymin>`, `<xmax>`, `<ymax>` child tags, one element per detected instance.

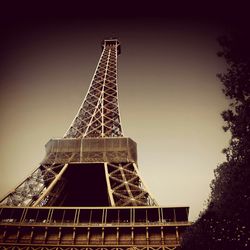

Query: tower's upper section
<box><xmin>64</xmin><ymin>39</ymin><xmax>123</xmax><ymax>139</ymax></box>
<box><xmin>102</xmin><ymin>39</ymin><xmax>121</xmax><ymax>55</ymax></box>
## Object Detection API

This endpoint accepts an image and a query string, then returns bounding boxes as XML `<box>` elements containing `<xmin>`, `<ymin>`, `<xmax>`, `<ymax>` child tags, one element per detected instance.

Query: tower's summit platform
<box><xmin>102</xmin><ymin>38</ymin><xmax>121</xmax><ymax>54</ymax></box>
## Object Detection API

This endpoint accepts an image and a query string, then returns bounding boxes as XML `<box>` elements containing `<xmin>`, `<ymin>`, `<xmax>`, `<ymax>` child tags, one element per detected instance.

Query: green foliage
<box><xmin>181</xmin><ymin>211</ymin><xmax>249</xmax><ymax>249</ymax></box>
<box><xmin>211</xmin><ymin>32</ymin><xmax>250</xmax><ymax>218</ymax></box>
<box><xmin>180</xmin><ymin>32</ymin><xmax>250</xmax><ymax>249</ymax></box>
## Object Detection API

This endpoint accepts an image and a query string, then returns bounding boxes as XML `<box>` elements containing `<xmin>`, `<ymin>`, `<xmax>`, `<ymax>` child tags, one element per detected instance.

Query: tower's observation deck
<box><xmin>44</xmin><ymin>137</ymin><xmax>137</xmax><ymax>164</ymax></box>
<box><xmin>0</xmin><ymin>39</ymin><xmax>190</xmax><ymax>249</ymax></box>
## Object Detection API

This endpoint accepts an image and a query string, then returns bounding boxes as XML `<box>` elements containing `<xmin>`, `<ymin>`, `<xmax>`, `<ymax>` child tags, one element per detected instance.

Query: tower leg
<box><xmin>33</xmin><ymin>164</ymin><xmax>69</xmax><ymax>206</ymax></box>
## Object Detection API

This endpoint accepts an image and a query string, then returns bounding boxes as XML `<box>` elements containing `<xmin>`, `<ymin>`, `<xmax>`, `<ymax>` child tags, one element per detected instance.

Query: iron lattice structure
<box><xmin>0</xmin><ymin>39</ymin><xmax>156</xmax><ymax>207</ymax></box>
<box><xmin>64</xmin><ymin>39</ymin><xmax>123</xmax><ymax>139</ymax></box>
<box><xmin>0</xmin><ymin>39</ymin><xmax>190</xmax><ymax>250</ymax></box>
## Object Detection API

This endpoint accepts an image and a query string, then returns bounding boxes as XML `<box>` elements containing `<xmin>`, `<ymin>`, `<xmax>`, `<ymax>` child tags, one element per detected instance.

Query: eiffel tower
<box><xmin>0</xmin><ymin>39</ymin><xmax>190</xmax><ymax>250</ymax></box>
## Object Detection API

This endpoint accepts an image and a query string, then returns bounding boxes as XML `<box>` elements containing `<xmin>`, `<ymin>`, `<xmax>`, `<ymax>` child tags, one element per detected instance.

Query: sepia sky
<box><xmin>0</xmin><ymin>2</ymin><xmax>245</xmax><ymax>220</ymax></box>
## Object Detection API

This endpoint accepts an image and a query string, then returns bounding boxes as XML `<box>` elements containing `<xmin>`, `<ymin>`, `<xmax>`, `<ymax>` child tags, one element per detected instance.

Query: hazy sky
<box><xmin>0</xmin><ymin>3</ymin><xmax>244</xmax><ymax>220</ymax></box>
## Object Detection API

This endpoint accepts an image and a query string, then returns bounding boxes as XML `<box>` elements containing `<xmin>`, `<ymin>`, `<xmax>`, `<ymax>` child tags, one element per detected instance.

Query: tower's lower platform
<box><xmin>0</xmin><ymin>206</ymin><xmax>190</xmax><ymax>250</ymax></box>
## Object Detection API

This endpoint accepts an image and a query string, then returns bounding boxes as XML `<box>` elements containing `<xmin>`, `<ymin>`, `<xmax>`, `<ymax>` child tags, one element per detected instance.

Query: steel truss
<box><xmin>106</xmin><ymin>162</ymin><xmax>156</xmax><ymax>206</ymax></box>
<box><xmin>0</xmin><ymin>163</ymin><xmax>67</xmax><ymax>206</ymax></box>
<box><xmin>0</xmin><ymin>39</ymin><xmax>156</xmax><ymax>207</ymax></box>
<box><xmin>64</xmin><ymin>39</ymin><xmax>123</xmax><ymax>138</ymax></box>
<box><xmin>0</xmin><ymin>39</ymin><xmax>190</xmax><ymax>249</ymax></box>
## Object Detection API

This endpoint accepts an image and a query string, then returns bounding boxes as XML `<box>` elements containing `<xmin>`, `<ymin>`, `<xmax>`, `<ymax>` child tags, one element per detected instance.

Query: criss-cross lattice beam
<box><xmin>0</xmin><ymin>154</ymin><xmax>75</xmax><ymax>206</ymax></box>
<box><xmin>64</xmin><ymin>39</ymin><xmax>123</xmax><ymax>139</ymax></box>
<box><xmin>106</xmin><ymin>162</ymin><xmax>157</xmax><ymax>206</ymax></box>
<box><xmin>0</xmin><ymin>39</ymin><xmax>158</xmax><ymax>208</ymax></box>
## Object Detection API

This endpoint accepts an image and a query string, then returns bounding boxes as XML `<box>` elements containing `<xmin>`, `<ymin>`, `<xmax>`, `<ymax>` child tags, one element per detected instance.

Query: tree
<box><xmin>181</xmin><ymin>31</ymin><xmax>250</xmax><ymax>249</ymax></box>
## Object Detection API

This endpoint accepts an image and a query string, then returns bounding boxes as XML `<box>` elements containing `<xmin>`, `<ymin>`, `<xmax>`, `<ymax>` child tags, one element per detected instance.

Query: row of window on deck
<box><xmin>0</xmin><ymin>207</ymin><xmax>188</xmax><ymax>224</ymax></box>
